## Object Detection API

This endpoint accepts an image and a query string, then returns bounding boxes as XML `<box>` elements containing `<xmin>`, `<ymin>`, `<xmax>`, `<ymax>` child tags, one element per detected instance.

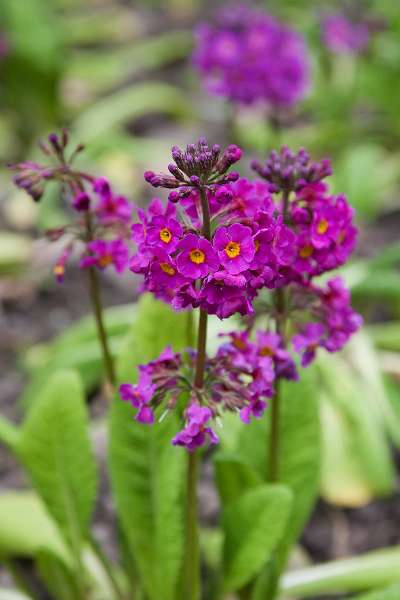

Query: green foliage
<box><xmin>318</xmin><ymin>339</ymin><xmax>395</xmax><ymax>506</ymax></box>
<box><xmin>109</xmin><ymin>295</ymin><xmax>188</xmax><ymax>600</ymax></box>
<box><xmin>0</xmin><ymin>492</ymin><xmax>69</xmax><ymax>563</ymax></box>
<box><xmin>19</xmin><ymin>370</ymin><xmax>97</xmax><ymax>551</ymax></box>
<box><xmin>354</xmin><ymin>583</ymin><xmax>400</xmax><ymax>600</ymax></box>
<box><xmin>0</xmin><ymin>417</ymin><xmax>19</xmax><ymax>452</ymax></box>
<box><xmin>21</xmin><ymin>304</ymin><xmax>135</xmax><ymax>408</ymax></box>
<box><xmin>281</xmin><ymin>546</ymin><xmax>400</xmax><ymax>598</ymax></box>
<box><xmin>222</xmin><ymin>484</ymin><xmax>292</xmax><ymax>592</ymax></box>
<box><xmin>235</xmin><ymin>367</ymin><xmax>320</xmax><ymax>568</ymax></box>
<box><xmin>214</xmin><ymin>454</ymin><xmax>261</xmax><ymax>505</ymax></box>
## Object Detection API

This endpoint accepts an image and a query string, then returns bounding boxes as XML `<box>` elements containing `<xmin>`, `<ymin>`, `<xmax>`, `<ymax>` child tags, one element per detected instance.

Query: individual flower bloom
<box><xmin>250</xmin><ymin>355</ymin><xmax>275</xmax><ymax>395</ymax></box>
<box><xmin>93</xmin><ymin>177</ymin><xmax>132</xmax><ymax>223</ymax></box>
<box><xmin>322</xmin><ymin>14</ymin><xmax>369</xmax><ymax>54</ymax></box>
<box><xmin>310</xmin><ymin>206</ymin><xmax>338</xmax><ymax>249</ymax></box>
<box><xmin>72</xmin><ymin>191</ymin><xmax>90</xmax><ymax>212</ymax></box>
<box><xmin>148</xmin><ymin>248</ymin><xmax>189</xmax><ymax>290</ymax></box>
<box><xmin>213</xmin><ymin>223</ymin><xmax>255</xmax><ymax>274</ymax></box>
<box><xmin>256</xmin><ymin>331</ymin><xmax>298</xmax><ymax>380</ymax></box>
<box><xmin>240</xmin><ymin>396</ymin><xmax>267</xmax><ymax>424</ymax></box>
<box><xmin>53</xmin><ymin>245</ymin><xmax>73</xmax><ymax>283</ymax></box>
<box><xmin>119</xmin><ymin>372</ymin><xmax>156</xmax><ymax>424</ymax></box>
<box><xmin>146</xmin><ymin>215</ymin><xmax>183</xmax><ymax>252</ymax></box>
<box><xmin>200</xmin><ymin>275</ymin><xmax>255</xmax><ymax>319</ymax></box>
<box><xmin>171</xmin><ymin>283</ymin><xmax>201</xmax><ymax>311</ymax></box>
<box><xmin>220</xmin><ymin>177</ymin><xmax>273</xmax><ymax>220</ymax></box>
<box><xmin>176</xmin><ymin>233</ymin><xmax>219</xmax><ymax>279</ymax></box>
<box><xmin>80</xmin><ymin>239</ymin><xmax>129</xmax><ymax>273</ymax></box>
<box><xmin>172</xmin><ymin>403</ymin><xmax>219</xmax><ymax>451</ymax></box>
<box><xmin>292</xmin><ymin>322</ymin><xmax>325</xmax><ymax>366</ymax></box>
<box><xmin>293</xmin><ymin>233</ymin><xmax>316</xmax><ymax>275</ymax></box>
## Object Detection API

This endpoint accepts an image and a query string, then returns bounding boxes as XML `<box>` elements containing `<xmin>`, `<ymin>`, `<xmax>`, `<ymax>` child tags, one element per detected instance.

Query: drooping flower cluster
<box><xmin>321</xmin><ymin>13</ymin><xmax>370</xmax><ymax>54</ymax></box>
<box><xmin>121</xmin><ymin>140</ymin><xmax>362</xmax><ymax>451</ymax></box>
<box><xmin>9</xmin><ymin>132</ymin><xmax>132</xmax><ymax>281</ymax></box>
<box><xmin>193</xmin><ymin>4</ymin><xmax>310</xmax><ymax>107</ymax></box>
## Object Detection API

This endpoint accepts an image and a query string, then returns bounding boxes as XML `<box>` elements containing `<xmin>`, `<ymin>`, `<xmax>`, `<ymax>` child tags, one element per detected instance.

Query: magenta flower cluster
<box><xmin>10</xmin><ymin>133</ymin><xmax>132</xmax><ymax>282</ymax></box>
<box><xmin>131</xmin><ymin>144</ymin><xmax>357</xmax><ymax>320</ymax></box>
<box><xmin>193</xmin><ymin>4</ymin><xmax>310</xmax><ymax>107</ymax></box>
<box><xmin>121</xmin><ymin>140</ymin><xmax>362</xmax><ymax>451</ymax></box>
<box><xmin>322</xmin><ymin>14</ymin><xmax>370</xmax><ymax>54</ymax></box>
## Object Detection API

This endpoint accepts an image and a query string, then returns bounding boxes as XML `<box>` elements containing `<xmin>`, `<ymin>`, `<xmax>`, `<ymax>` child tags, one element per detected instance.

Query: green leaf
<box><xmin>236</xmin><ymin>367</ymin><xmax>320</xmax><ymax>567</ymax></box>
<box><xmin>222</xmin><ymin>484</ymin><xmax>292</xmax><ymax>591</ymax></box>
<box><xmin>74</xmin><ymin>82</ymin><xmax>189</xmax><ymax>143</ymax></box>
<box><xmin>318</xmin><ymin>344</ymin><xmax>395</xmax><ymax>506</ymax></box>
<box><xmin>214</xmin><ymin>453</ymin><xmax>261</xmax><ymax>505</ymax></box>
<box><xmin>19</xmin><ymin>370</ymin><xmax>97</xmax><ymax>551</ymax></box>
<box><xmin>280</xmin><ymin>546</ymin><xmax>400</xmax><ymax>598</ymax></box>
<box><xmin>37</xmin><ymin>550</ymin><xmax>80</xmax><ymax>600</ymax></box>
<box><xmin>0</xmin><ymin>417</ymin><xmax>19</xmax><ymax>452</ymax></box>
<box><xmin>21</xmin><ymin>303</ymin><xmax>135</xmax><ymax>408</ymax></box>
<box><xmin>0</xmin><ymin>492</ymin><xmax>69</xmax><ymax>563</ymax></box>
<box><xmin>354</xmin><ymin>584</ymin><xmax>400</xmax><ymax>600</ymax></box>
<box><xmin>109</xmin><ymin>295</ymin><xmax>188</xmax><ymax>600</ymax></box>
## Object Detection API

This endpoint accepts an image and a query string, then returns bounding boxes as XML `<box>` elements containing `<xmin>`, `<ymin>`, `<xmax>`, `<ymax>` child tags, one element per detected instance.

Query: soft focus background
<box><xmin>1</xmin><ymin>0</ymin><xmax>400</xmax><ymax>595</ymax></box>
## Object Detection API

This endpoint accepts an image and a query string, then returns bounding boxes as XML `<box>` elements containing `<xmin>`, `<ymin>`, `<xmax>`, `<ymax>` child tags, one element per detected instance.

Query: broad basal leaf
<box><xmin>214</xmin><ymin>453</ymin><xmax>261</xmax><ymax>505</ymax></box>
<box><xmin>237</xmin><ymin>366</ymin><xmax>320</xmax><ymax>568</ymax></box>
<box><xmin>0</xmin><ymin>492</ymin><xmax>69</xmax><ymax>564</ymax></box>
<box><xmin>109</xmin><ymin>295</ymin><xmax>188</xmax><ymax>600</ymax></box>
<box><xmin>222</xmin><ymin>484</ymin><xmax>292</xmax><ymax>592</ymax></box>
<box><xmin>19</xmin><ymin>370</ymin><xmax>97</xmax><ymax>551</ymax></box>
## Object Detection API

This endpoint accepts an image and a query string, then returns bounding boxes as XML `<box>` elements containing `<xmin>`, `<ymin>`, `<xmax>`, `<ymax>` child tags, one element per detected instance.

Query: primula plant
<box><xmin>8</xmin><ymin>131</ymin><xmax>400</xmax><ymax>600</ymax></box>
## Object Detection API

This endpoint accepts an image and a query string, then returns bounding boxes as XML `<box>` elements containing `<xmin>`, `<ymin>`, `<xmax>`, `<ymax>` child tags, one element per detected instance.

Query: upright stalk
<box><xmin>183</xmin><ymin>186</ymin><xmax>211</xmax><ymax>600</ymax></box>
<box><xmin>267</xmin><ymin>190</ymin><xmax>289</xmax><ymax>482</ymax></box>
<box><xmin>84</xmin><ymin>212</ymin><xmax>116</xmax><ymax>389</ymax></box>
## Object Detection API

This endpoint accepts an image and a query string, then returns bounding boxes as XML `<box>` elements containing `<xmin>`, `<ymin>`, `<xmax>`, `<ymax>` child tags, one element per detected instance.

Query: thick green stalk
<box><xmin>183</xmin><ymin>185</ymin><xmax>211</xmax><ymax>600</ymax></box>
<box><xmin>267</xmin><ymin>189</ymin><xmax>289</xmax><ymax>483</ymax></box>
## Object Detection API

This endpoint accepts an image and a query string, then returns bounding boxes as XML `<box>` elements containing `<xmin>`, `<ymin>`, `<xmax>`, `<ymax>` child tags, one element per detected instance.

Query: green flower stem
<box><xmin>267</xmin><ymin>189</ymin><xmax>289</xmax><ymax>483</ymax></box>
<box><xmin>183</xmin><ymin>185</ymin><xmax>212</xmax><ymax>599</ymax></box>
<box><xmin>84</xmin><ymin>213</ymin><xmax>116</xmax><ymax>390</ymax></box>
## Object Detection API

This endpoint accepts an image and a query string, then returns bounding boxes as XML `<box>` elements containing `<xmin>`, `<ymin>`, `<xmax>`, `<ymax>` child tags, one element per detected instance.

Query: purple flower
<box><xmin>53</xmin><ymin>246</ymin><xmax>73</xmax><ymax>283</ymax></box>
<box><xmin>80</xmin><ymin>239</ymin><xmax>129</xmax><ymax>273</ymax></box>
<box><xmin>93</xmin><ymin>177</ymin><xmax>132</xmax><ymax>223</ymax></box>
<box><xmin>119</xmin><ymin>372</ymin><xmax>156</xmax><ymax>424</ymax></box>
<box><xmin>193</xmin><ymin>5</ymin><xmax>310</xmax><ymax>107</ymax></box>
<box><xmin>177</xmin><ymin>233</ymin><xmax>219</xmax><ymax>279</ymax></box>
<box><xmin>172</xmin><ymin>403</ymin><xmax>219</xmax><ymax>451</ymax></box>
<box><xmin>292</xmin><ymin>322</ymin><xmax>325</xmax><ymax>366</ymax></box>
<box><xmin>214</xmin><ymin>223</ymin><xmax>255</xmax><ymax>274</ymax></box>
<box><xmin>146</xmin><ymin>215</ymin><xmax>183</xmax><ymax>252</ymax></box>
<box><xmin>72</xmin><ymin>191</ymin><xmax>90</xmax><ymax>212</ymax></box>
<box><xmin>240</xmin><ymin>397</ymin><xmax>267</xmax><ymax>424</ymax></box>
<box><xmin>322</xmin><ymin>14</ymin><xmax>369</xmax><ymax>54</ymax></box>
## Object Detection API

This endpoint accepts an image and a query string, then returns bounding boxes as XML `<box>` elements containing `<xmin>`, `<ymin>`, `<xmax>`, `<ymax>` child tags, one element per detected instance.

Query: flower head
<box><xmin>214</xmin><ymin>223</ymin><xmax>255</xmax><ymax>274</ymax></box>
<box><xmin>193</xmin><ymin>4</ymin><xmax>310</xmax><ymax>107</ymax></box>
<box><xmin>172</xmin><ymin>403</ymin><xmax>219</xmax><ymax>452</ymax></box>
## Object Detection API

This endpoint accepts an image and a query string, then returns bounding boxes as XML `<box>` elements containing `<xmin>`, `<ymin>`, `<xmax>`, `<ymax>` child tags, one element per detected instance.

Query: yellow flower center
<box><xmin>189</xmin><ymin>249</ymin><xmax>205</xmax><ymax>264</ymax></box>
<box><xmin>259</xmin><ymin>346</ymin><xmax>273</xmax><ymax>357</ymax></box>
<box><xmin>338</xmin><ymin>230</ymin><xmax>346</xmax><ymax>243</ymax></box>
<box><xmin>53</xmin><ymin>265</ymin><xmax>65</xmax><ymax>276</ymax></box>
<box><xmin>160</xmin><ymin>228</ymin><xmax>172</xmax><ymax>243</ymax></box>
<box><xmin>160</xmin><ymin>262</ymin><xmax>176</xmax><ymax>276</ymax></box>
<box><xmin>254</xmin><ymin>239</ymin><xmax>260</xmax><ymax>252</ymax></box>
<box><xmin>299</xmin><ymin>245</ymin><xmax>313</xmax><ymax>259</ymax></box>
<box><xmin>225</xmin><ymin>241</ymin><xmax>241</xmax><ymax>259</ymax></box>
<box><xmin>99</xmin><ymin>254</ymin><xmax>113</xmax><ymax>267</ymax></box>
<box><xmin>316</xmin><ymin>219</ymin><xmax>329</xmax><ymax>234</ymax></box>
<box><xmin>233</xmin><ymin>338</ymin><xmax>246</xmax><ymax>350</ymax></box>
